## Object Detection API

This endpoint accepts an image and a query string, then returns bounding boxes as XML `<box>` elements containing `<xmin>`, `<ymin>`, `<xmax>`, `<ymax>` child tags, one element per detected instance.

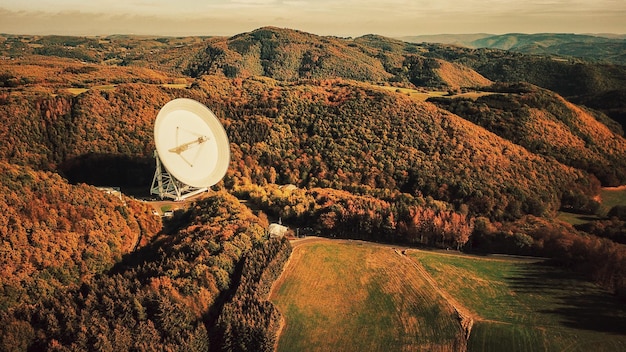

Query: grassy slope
<box><xmin>270</xmin><ymin>239</ymin><xmax>464</xmax><ymax>352</ymax></box>
<box><xmin>271</xmin><ymin>239</ymin><xmax>626</xmax><ymax>352</ymax></box>
<box><xmin>599</xmin><ymin>186</ymin><xmax>626</xmax><ymax>215</ymax></box>
<box><xmin>378</xmin><ymin>85</ymin><xmax>496</xmax><ymax>102</ymax></box>
<box><xmin>558</xmin><ymin>186</ymin><xmax>626</xmax><ymax>224</ymax></box>
<box><xmin>409</xmin><ymin>250</ymin><xmax>626</xmax><ymax>352</ymax></box>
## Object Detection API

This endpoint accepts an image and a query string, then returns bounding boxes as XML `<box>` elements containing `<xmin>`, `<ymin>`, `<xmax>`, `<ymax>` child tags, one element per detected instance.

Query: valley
<box><xmin>1</xmin><ymin>27</ymin><xmax>626</xmax><ymax>351</ymax></box>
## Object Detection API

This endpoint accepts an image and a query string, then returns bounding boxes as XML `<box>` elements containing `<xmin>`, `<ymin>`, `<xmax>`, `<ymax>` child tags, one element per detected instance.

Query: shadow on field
<box><xmin>506</xmin><ymin>262</ymin><xmax>626</xmax><ymax>335</ymax></box>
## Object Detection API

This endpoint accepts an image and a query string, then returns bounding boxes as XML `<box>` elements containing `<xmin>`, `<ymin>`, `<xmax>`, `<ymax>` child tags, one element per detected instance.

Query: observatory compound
<box><xmin>150</xmin><ymin>98</ymin><xmax>230</xmax><ymax>201</ymax></box>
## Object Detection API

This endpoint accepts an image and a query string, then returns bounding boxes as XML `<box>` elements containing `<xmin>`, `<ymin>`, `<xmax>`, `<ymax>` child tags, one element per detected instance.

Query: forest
<box><xmin>1</xmin><ymin>27</ymin><xmax>626</xmax><ymax>351</ymax></box>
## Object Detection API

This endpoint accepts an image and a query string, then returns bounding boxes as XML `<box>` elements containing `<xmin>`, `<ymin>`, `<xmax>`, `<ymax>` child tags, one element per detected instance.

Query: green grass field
<box><xmin>66</xmin><ymin>84</ymin><xmax>117</xmax><ymax>95</ymax></box>
<box><xmin>270</xmin><ymin>240</ymin><xmax>464</xmax><ymax>351</ymax></box>
<box><xmin>409</xmin><ymin>250</ymin><xmax>626</xmax><ymax>351</ymax></box>
<box><xmin>558</xmin><ymin>186</ymin><xmax>626</xmax><ymax>224</ymax></box>
<box><xmin>599</xmin><ymin>186</ymin><xmax>626</xmax><ymax>216</ymax></box>
<box><xmin>271</xmin><ymin>240</ymin><xmax>626</xmax><ymax>351</ymax></box>
<box><xmin>555</xmin><ymin>211</ymin><xmax>594</xmax><ymax>225</ymax></box>
<box><xmin>377</xmin><ymin>86</ymin><xmax>495</xmax><ymax>102</ymax></box>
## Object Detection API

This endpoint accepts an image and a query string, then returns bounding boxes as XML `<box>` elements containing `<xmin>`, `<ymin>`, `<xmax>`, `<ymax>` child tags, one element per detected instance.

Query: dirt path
<box><xmin>395</xmin><ymin>249</ymin><xmax>476</xmax><ymax>351</ymax></box>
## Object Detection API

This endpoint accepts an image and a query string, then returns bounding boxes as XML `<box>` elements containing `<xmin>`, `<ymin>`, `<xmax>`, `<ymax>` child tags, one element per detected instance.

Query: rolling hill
<box><xmin>1</xmin><ymin>27</ymin><xmax>626</xmax><ymax>351</ymax></box>
<box><xmin>402</xmin><ymin>33</ymin><xmax>626</xmax><ymax>65</ymax></box>
<box><xmin>469</xmin><ymin>33</ymin><xmax>626</xmax><ymax>65</ymax></box>
<box><xmin>0</xmin><ymin>74</ymin><xmax>600</xmax><ymax>220</ymax></box>
<box><xmin>1</xmin><ymin>27</ymin><xmax>624</xmax><ymax>222</ymax></box>
<box><xmin>428</xmin><ymin>83</ymin><xmax>626</xmax><ymax>186</ymax></box>
<box><xmin>4</xmin><ymin>28</ymin><xmax>626</xmax><ymax>128</ymax></box>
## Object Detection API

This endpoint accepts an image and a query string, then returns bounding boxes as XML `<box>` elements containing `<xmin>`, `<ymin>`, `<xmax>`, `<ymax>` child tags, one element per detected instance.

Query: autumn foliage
<box><xmin>213</xmin><ymin>238</ymin><xmax>291</xmax><ymax>352</ymax></box>
<box><xmin>236</xmin><ymin>183</ymin><xmax>474</xmax><ymax>250</ymax></box>
<box><xmin>2</xmin><ymin>29</ymin><xmax>626</xmax><ymax>350</ymax></box>
<box><xmin>0</xmin><ymin>187</ymin><xmax>289</xmax><ymax>351</ymax></box>
<box><xmin>0</xmin><ymin>162</ymin><xmax>159</xmax><ymax>311</ymax></box>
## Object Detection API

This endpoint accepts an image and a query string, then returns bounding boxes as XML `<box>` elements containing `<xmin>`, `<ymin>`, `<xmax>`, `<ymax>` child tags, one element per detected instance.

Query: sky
<box><xmin>0</xmin><ymin>0</ymin><xmax>625</xmax><ymax>38</ymax></box>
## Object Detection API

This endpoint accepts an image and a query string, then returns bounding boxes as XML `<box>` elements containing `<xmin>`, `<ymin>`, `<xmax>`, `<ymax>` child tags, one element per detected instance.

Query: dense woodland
<box><xmin>428</xmin><ymin>83</ymin><xmax>626</xmax><ymax>186</ymax></box>
<box><xmin>1</xmin><ymin>27</ymin><xmax>626</xmax><ymax>351</ymax></box>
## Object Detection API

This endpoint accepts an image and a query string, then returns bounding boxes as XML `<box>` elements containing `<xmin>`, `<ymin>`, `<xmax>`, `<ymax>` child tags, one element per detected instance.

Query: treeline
<box><xmin>576</xmin><ymin>217</ymin><xmax>626</xmax><ymax>245</ymax></box>
<box><xmin>238</xmin><ymin>181</ymin><xmax>626</xmax><ymax>300</ymax></box>
<box><xmin>476</xmin><ymin>215</ymin><xmax>626</xmax><ymax>299</ymax></box>
<box><xmin>213</xmin><ymin>238</ymin><xmax>292</xmax><ymax>352</ymax></box>
<box><xmin>235</xmin><ymin>183</ymin><xmax>474</xmax><ymax>250</ymax></box>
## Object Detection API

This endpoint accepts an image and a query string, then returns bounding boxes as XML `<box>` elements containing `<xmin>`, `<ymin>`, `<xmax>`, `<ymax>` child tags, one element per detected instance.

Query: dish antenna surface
<box><xmin>150</xmin><ymin>98</ymin><xmax>230</xmax><ymax>200</ymax></box>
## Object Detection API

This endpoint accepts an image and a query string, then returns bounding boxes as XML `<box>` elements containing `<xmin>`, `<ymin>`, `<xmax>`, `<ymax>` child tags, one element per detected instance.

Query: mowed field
<box><xmin>269</xmin><ymin>239</ymin><xmax>465</xmax><ymax>352</ymax></box>
<box><xmin>270</xmin><ymin>239</ymin><xmax>626</xmax><ymax>352</ymax></box>
<box><xmin>409</xmin><ymin>251</ymin><xmax>626</xmax><ymax>351</ymax></box>
<box><xmin>378</xmin><ymin>86</ymin><xmax>495</xmax><ymax>102</ymax></box>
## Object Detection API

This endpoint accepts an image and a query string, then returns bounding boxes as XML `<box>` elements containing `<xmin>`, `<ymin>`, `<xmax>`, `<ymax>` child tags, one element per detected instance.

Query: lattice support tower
<box><xmin>150</xmin><ymin>150</ymin><xmax>207</xmax><ymax>201</ymax></box>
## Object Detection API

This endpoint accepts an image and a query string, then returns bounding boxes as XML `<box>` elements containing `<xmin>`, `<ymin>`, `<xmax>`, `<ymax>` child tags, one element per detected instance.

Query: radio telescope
<box><xmin>150</xmin><ymin>98</ymin><xmax>230</xmax><ymax>201</ymax></box>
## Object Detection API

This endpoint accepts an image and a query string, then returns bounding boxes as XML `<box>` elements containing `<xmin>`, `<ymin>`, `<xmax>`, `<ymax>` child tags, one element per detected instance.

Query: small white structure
<box><xmin>268</xmin><ymin>223</ymin><xmax>289</xmax><ymax>238</ymax></box>
<box><xmin>279</xmin><ymin>184</ymin><xmax>297</xmax><ymax>191</ymax></box>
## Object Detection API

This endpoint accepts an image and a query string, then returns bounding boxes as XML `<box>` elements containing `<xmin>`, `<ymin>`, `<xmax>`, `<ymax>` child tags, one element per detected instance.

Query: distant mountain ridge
<box><xmin>401</xmin><ymin>32</ymin><xmax>626</xmax><ymax>46</ymax></box>
<box><xmin>401</xmin><ymin>33</ymin><xmax>626</xmax><ymax>65</ymax></box>
<box><xmin>398</xmin><ymin>33</ymin><xmax>494</xmax><ymax>47</ymax></box>
<box><xmin>471</xmin><ymin>33</ymin><xmax>617</xmax><ymax>50</ymax></box>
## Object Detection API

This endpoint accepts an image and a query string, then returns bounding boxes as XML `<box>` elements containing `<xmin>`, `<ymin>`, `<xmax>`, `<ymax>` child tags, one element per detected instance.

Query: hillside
<box><xmin>421</xmin><ymin>44</ymin><xmax>626</xmax><ymax>128</ymax></box>
<box><xmin>0</xmin><ymin>34</ymin><xmax>209</xmax><ymax>74</ymax></box>
<box><xmin>0</xmin><ymin>74</ymin><xmax>600</xmax><ymax>220</ymax></box>
<box><xmin>428</xmin><ymin>83</ymin><xmax>626</xmax><ymax>187</ymax></box>
<box><xmin>272</xmin><ymin>240</ymin><xmax>626</xmax><ymax>351</ymax></box>
<box><xmin>469</xmin><ymin>33</ymin><xmax>626</xmax><ymax>65</ymax></box>
<box><xmin>1</xmin><ymin>30</ymin><xmax>624</xmax><ymax>219</ymax></box>
<box><xmin>402</xmin><ymin>33</ymin><xmax>626</xmax><ymax>65</ymax></box>
<box><xmin>0</xmin><ymin>162</ymin><xmax>161</xmax><ymax>311</ymax></box>
<box><xmin>271</xmin><ymin>240</ymin><xmax>465</xmax><ymax>351</ymax></box>
<box><xmin>410</xmin><ymin>249</ymin><xmax>626</xmax><ymax>351</ymax></box>
<box><xmin>0</xmin><ymin>178</ymin><xmax>286</xmax><ymax>350</ymax></box>
<box><xmin>180</xmin><ymin>27</ymin><xmax>491</xmax><ymax>90</ymax></box>
<box><xmin>1</xmin><ymin>27</ymin><xmax>626</xmax><ymax>351</ymax></box>
<box><xmin>185</xmin><ymin>28</ymin><xmax>391</xmax><ymax>81</ymax></box>
<box><xmin>399</xmin><ymin>33</ymin><xmax>626</xmax><ymax>127</ymax></box>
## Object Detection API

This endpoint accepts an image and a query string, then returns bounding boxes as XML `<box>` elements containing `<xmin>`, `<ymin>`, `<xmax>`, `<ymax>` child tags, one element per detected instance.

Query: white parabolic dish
<box><xmin>154</xmin><ymin>98</ymin><xmax>230</xmax><ymax>188</ymax></box>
